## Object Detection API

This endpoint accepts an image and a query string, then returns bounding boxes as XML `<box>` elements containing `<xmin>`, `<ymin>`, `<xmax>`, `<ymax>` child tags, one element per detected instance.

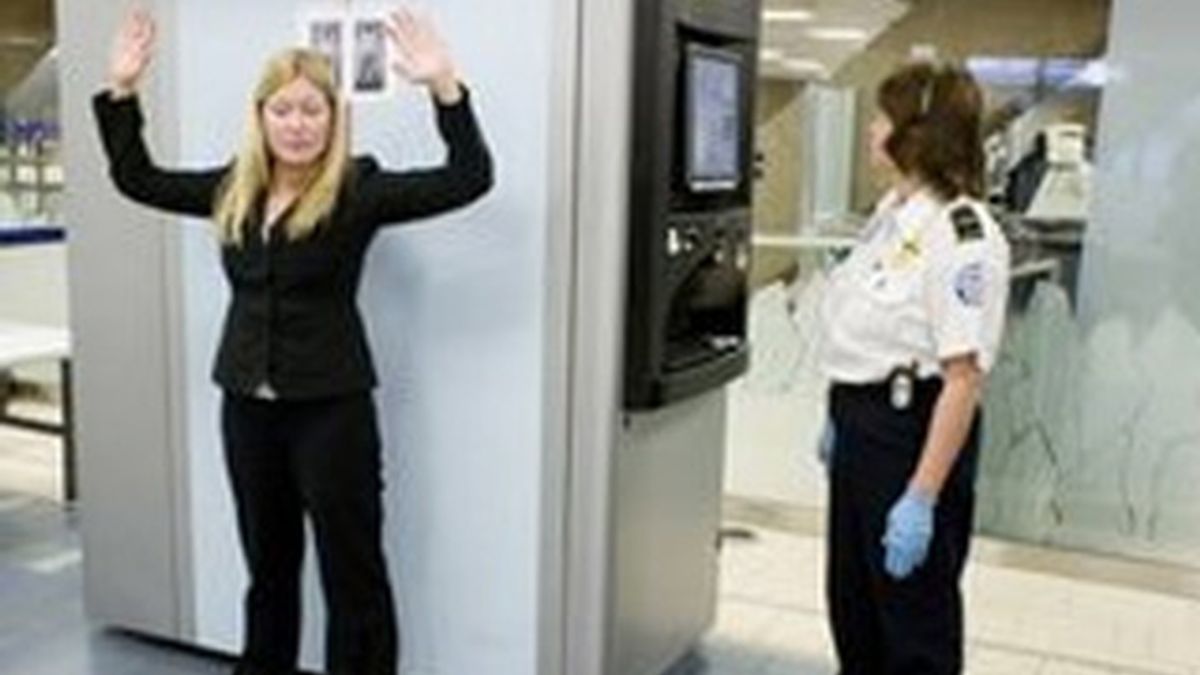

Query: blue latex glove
<box><xmin>817</xmin><ymin>419</ymin><xmax>836</xmax><ymax>470</ymax></box>
<box><xmin>882</xmin><ymin>487</ymin><xmax>936</xmax><ymax>580</ymax></box>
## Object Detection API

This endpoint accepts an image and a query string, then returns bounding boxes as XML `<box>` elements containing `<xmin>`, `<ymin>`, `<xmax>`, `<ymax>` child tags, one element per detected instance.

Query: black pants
<box><xmin>827</xmin><ymin>379</ymin><xmax>979</xmax><ymax>675</ymax></box>
<box><xmin>221</xmin><ymin>392</ymin><xmax>398</xmax><ymax>675</ymax></box>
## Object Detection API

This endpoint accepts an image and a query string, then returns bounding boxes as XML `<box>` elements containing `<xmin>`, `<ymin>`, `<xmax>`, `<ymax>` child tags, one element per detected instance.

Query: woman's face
<box><xmin>261</xmin><ymin>76</ymin><xmax>333</xmax><ymax>170</ymax></box>
<box><xmin>868</xmin><ymin>111</ymin><xmax>896</xmax><ymax>174</ymax></box>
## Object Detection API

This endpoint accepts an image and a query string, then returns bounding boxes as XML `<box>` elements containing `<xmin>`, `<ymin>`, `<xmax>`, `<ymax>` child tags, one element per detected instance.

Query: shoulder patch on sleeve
<box><xmin>953</xmin><ymin>261</ymin><xmax>987</xmax><ymax>307</ymax></box>
<box><xmin>950</xmin><ymin>206</ymin><xmax>984</xmax><ymax>243</ymax></box>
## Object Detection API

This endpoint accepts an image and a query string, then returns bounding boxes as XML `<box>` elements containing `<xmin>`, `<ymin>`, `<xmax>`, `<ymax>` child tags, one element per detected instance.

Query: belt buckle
<box><xmin>889</xmin><ymin>365</ymin><xmax>915</xmax><ymax>411</ymax></box>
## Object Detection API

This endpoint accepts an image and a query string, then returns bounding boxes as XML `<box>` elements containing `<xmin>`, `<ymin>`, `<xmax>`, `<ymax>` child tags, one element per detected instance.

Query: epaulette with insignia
<box><xmin>950</xmin><ymin>206</ymin><xmax>984</xmax><ymax>243</ymax></box>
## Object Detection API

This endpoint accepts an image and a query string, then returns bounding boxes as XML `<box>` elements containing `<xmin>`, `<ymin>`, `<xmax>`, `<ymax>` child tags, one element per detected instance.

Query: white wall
<box><xmin>804</xmin><ymin>84</ymin><xmax>858</xmax><ymax>232</ymax></box>
<box><xmin>154</xmin><ymin>1</ymin><xmax>559</xmax><ymax>673</ymax></box>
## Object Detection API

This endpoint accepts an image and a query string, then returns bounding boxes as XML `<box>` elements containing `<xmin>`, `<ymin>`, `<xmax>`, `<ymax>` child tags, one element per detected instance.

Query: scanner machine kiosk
<box><xmin>610</xmin><ymin>1</ymin><xmax>761</xmax><ymax>673</ymax></box>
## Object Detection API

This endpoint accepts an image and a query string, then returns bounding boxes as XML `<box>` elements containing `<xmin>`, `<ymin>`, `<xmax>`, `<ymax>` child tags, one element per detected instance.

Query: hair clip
<box><xmin>919</xmin><ymin>74</ymin><xmax>935</xmax><ymax>117</ymax></box>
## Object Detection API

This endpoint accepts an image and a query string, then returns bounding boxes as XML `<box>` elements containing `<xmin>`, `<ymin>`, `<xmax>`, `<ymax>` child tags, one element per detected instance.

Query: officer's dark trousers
<box><xmin>827</xmin><ymin>379</ymin><xmax>979</xmax><ymax>675</ymax></box>
<box><xmin>222</xmin><ymin>392</ymin><xmax>398</xmax><ymax>675</ymax></box>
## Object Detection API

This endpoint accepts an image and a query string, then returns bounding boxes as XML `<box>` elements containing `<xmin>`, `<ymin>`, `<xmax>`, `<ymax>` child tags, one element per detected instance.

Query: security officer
<box><xmin>817</xmin><ymin>62</ymin><xmax>1010</xmax><ymax>674</ymax></box>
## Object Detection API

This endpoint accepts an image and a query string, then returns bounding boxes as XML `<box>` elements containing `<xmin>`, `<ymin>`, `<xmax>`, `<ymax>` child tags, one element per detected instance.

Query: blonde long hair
<box><xmin>214</xmin><ymin>49</ymin><xmax>350</xmax><ymax>246</ymax></box>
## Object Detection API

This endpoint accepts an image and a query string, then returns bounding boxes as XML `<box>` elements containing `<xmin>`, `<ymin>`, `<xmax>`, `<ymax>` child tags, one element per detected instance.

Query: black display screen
<box><xmin>685</xmin><ymin>46</ymin><xmax>743</xmax><ymax>192</ymax></box>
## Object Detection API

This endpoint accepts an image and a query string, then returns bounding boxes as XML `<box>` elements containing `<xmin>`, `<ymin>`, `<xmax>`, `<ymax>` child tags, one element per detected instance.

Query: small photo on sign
<box><xmin>307</xmin><ymin>19</ymin><xmax>345</xmax><ymax>89</ymax></box>
<box><xmin>353</xmin><ymin>19</ymin><xmax>389</xmax><ymax>95</ymax></box>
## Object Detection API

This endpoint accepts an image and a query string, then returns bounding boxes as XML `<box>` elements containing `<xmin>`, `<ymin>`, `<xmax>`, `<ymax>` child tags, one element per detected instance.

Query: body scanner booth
<box><xmin>608</xmin><ymin>1</ymin><xmax>759</xmax><ymax>673</ymax></box>
<box><xmin>57</xmin><ymin>0</ymin><xmax>760</xmax><ymax>673</ymax></box>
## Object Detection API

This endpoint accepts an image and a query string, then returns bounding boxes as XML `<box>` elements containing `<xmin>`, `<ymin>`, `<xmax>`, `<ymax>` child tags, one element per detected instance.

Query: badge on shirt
<box><xmin>951</xmin><ymin>206</ymin><xmax>984</xmax><ymax>243</ymax></box>
<box><xmin>899</xmin><ymin>232</ymin><xmax>922</xmax><ymax>265</ymax></box>
<box><xmin>954</xmin><ymin>261</ymin><xmax>987</xmax><ymax>308</ymax></box>
<box><xmin>884</xmin><ymin>232</ymin><xmax>923</xmax><ymax>272</ymax></box>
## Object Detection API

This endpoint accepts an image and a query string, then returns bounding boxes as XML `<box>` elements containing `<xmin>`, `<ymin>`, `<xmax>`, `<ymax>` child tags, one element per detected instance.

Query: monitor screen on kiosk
<box><xmin>685</xmin><ymin>45</ymin><xmax>743</xmax><ymax>193</ymax></box>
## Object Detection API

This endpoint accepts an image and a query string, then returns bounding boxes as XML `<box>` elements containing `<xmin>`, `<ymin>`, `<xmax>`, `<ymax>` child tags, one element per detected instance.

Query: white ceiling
<box><xmin>759</xmin><ymin>0</ymin><xmax>911</xmax><ymax>81</ymax></box>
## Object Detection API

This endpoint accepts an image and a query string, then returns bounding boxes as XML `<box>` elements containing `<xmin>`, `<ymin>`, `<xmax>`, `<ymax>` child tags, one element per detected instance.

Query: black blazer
<box><xmin>93</xmin><ymin>89</ymin><xmax>494</xmax><ymax>399</ymax></box>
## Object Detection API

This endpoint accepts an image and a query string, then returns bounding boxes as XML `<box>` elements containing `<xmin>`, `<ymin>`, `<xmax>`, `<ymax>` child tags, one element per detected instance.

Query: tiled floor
<box><xmin>4</xmin><ymin>401</ymin><xmax>1200</xmax><ymax>674</ymax></box>
<box><xmin>2</xmin><ymin>404</ymin><xmax>236</xmax><ymax>675</ymax></box>
<box><xmin>697</xmin><ymin>523</ymin><xmax>1200</xmax><ymax>675</ymax></box>
<box><xmin>0</xmin><ymin>492</ymin><xmax>237</xmax><ymax>675</ymax></box>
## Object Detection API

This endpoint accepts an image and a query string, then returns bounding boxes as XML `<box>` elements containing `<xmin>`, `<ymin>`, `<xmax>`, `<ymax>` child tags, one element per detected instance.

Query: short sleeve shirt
<box><xmin>819</xmin><ymin>189</ymin><xmax>1011</xmax><ymax>384</ymax></box>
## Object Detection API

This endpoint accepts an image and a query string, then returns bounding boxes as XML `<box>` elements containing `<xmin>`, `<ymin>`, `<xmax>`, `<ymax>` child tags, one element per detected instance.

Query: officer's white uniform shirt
<box><xmin>819</xmin><ymin>188</ymin><xmax>1011</xmax><ymax>384</ymax></box>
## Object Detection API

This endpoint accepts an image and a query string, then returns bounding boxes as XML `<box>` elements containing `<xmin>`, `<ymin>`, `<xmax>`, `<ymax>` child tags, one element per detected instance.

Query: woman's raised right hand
<box><xmin>108</xmin><ymin>9</ymin><xmax>156</xmax><ymax>98</ymax></box>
